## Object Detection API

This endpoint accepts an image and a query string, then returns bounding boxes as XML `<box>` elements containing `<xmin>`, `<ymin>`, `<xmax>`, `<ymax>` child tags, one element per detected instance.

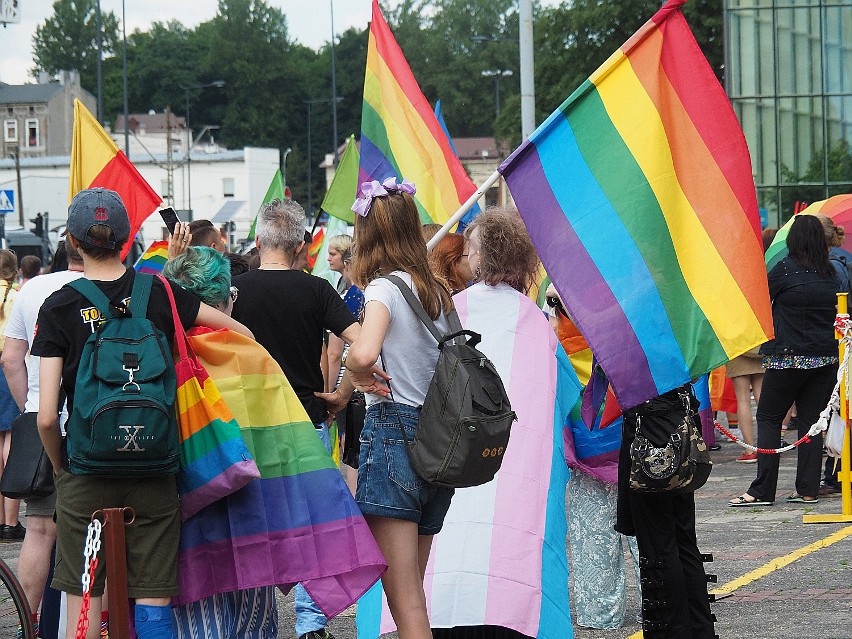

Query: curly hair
<box><xmin>813</xmin><ymin>213</ymin><xmax>845</xmax><ymax>248</ymax></box>
<box><xmin>464</xmin><ymin>207</ymin><xmax>539</xmax><ymax>293</ymax></box>
<box><xmin>164</xmin><ymin>246</ymin><xmax>231</xmax><ymax>308</ymax></box>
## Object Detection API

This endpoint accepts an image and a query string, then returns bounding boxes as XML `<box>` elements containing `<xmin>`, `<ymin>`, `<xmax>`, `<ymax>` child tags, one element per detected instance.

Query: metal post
<box><xmin>122</xmin><ymin>0</ymin><xmax>129</xmax><ymax>156</ymax></box>
<box><xmin>330</xmin><ymin>0</ymin><xmax>339</xmax><ymax>161</ymax></box>
<box><xmin>518</xmin><ymin>0</ymin><xmax>535</xmax><ymax>138</ymax></box>
<box><xmin>282</xmin><ymin>147</ymin><xmax>292</xmax><ymax>187</ymax></box>
<box><xmin>13</xmin><ymin>148</ymin><xmax>23</xmax><ymax>227</ymax></box>
<box><xmin>98</xmin><ymin>508</ymin><xmax>134</xmax><ymax>639</ymax></box>
<box><xmin>185</xmin><ymin>90</ymin><xmax>192</xmax><ymax>220</ymax></box>
<box><xmin>96</xmin><ymin>0</ymin><xmax>103</xmax><ymax>123</ymax></box>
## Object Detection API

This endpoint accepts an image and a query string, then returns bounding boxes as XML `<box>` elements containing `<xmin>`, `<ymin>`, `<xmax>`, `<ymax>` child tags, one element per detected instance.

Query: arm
<box><xmin>0</xmin><ymin>337</ymin><xmax>29</xmax><ymax>411</ymax></box>
<box><xmin>168</xmin><ymin>222</ymin><xmax>192</xmax><ymax>260</ymax></box>
<box><xmin>327</xmin><ymin>333</ymin><xmax>345</xmax><ymax>393</ymax></box>
<box><xmin>194</xmin><ymin>303</ymin><xmax>254</xmax><ymax>339</ymax></box>
<box><xmin>37</xmin><ymin>356</ymin><xmax>64</xmax><ymax>473</ymax></box>
<box><xmin>320</xmin><ymin>341</ymin><xmax>330</xmax><ymax>393</ymax></box>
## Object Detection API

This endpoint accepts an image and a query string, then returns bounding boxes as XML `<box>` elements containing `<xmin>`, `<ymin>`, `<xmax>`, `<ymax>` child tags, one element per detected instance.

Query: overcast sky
<box><xmin>1</xmin><ymin>0</ymin><xmax>376</xmax><ymax>85</ymax></box>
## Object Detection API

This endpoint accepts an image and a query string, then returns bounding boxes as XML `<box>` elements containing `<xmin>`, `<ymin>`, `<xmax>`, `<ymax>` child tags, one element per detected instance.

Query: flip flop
<box><xmin>729</xmin><ymin>495</ymin><xmax>773</xmax><ymax>507</ymax></box>
<box><xmin>785</xmin><ymin>493</ymin><xmax>819</xmax><ymax>504</ymax></box>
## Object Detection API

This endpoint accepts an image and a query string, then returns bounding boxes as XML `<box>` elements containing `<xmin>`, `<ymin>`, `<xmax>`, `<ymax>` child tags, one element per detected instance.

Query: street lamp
<box><xmin>282</xmin><ymin>147</ymin><xmax>293</xmax><ymax>188</ymax></box>
<box><xmin>481</xmin><ymin>70</ymin><xmax>513</xmax><ymax>119</ymax></box>
<box><xmin>182</xmin><ymin>80</ymin><xmax>225</xmax><ymax>221</ymax></box>
<box><xmin>304</xmin><ymin>97</ymin><xmax>344</xmax><ymax>219</ymax></box>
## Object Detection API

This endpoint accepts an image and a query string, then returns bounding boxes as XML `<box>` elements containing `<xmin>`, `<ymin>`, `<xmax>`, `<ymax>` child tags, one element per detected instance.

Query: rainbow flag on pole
<box><xmin>357</xmin><ymin>285</ymin><xmax>580</xmax><ymax>639</ymax></box>
<box><xmin>360</xmin><ymin>0</ymin><xmax>477</xmax><ymax>226</ymax></box>
<box><xmin>133</xmin><ymin>240</ymin><xmax>169</xmax><ymax>274</ymax></box>
<box><xmin>70</xmin><ymin>99</ymin><xmax>161</xmax><ymax>260</ymax></box>
<box><xmin>498</xmin><ymin>0</ymin><xmax>772</xmax><ymax>410</ymax></box>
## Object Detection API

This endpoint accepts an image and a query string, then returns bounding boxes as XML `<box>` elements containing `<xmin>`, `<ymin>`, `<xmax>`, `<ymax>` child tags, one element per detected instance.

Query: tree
<box><xmin>32</xmin><ymin>0</ymin><xmax>120</xmax><ymax>92</ymax></box>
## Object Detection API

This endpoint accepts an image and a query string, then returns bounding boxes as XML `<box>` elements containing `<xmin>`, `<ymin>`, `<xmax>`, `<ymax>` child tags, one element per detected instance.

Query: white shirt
<box><xmin>4</xmin><ymin>271</ymin><xmax>83</xmax><ymax>413</ymax></box>
<box><xmin>363</xmin><ymin>271</ymin><xmax>450</xmax><ymax>407</ymax></box>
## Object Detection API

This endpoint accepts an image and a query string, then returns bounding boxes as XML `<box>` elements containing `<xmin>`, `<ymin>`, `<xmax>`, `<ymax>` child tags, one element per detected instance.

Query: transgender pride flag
<box><xmin>357</xmin><ymin>283</ymin><xmax>581</xmax><ymax>639</ymax></box>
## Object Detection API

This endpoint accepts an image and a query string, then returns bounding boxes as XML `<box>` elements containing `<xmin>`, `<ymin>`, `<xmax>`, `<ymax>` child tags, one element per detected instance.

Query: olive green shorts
<box><xmin>52</xmin><ymin>469</ymin><xmax>180</xmax><ymax>598</ymax></box>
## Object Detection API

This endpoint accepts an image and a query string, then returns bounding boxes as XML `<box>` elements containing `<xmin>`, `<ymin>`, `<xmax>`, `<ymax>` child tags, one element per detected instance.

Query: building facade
<box><xmin>725</xmin><ymin>0</ymin><xmax>852</xmax><ymax>228</ymax></box>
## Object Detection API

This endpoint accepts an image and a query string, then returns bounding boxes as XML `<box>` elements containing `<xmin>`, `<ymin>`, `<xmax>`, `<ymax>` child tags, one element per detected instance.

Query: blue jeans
<box><xmin>294</xmin><ymin>422</ymin><xmax>331</xmax><ymax>636</ymax></box>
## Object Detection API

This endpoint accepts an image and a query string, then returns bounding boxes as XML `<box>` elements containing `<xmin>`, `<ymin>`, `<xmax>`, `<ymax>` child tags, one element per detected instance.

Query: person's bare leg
<box><xmin>65</xmin><ymin>594</ymin><xmax>102</xmax><ymax>639</ymax></box>
<box><xmin>417</xmin><ymin>534</ymin><xmax>434</xmax><ymax>581</ymax></box>
<box><xmin>18</xmin><ymin>515</ymin><xmax>56</xmax><ymax>612</ymax></box>
<box><xmin>366</xmin><ymin>516</ymin><xmax>432</xmax><ymax>639</ymax></box>
<box><xmin>732</xmin><ymin>376</ymin><xmax>755</xmax><ymax>445</ymax></box>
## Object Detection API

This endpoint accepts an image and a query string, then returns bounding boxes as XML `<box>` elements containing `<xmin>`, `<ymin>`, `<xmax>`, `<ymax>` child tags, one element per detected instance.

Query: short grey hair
<box><xmin>256</xmin><ymin>198</ymin><xmax>307</xmax><ymax>252</ymax></box>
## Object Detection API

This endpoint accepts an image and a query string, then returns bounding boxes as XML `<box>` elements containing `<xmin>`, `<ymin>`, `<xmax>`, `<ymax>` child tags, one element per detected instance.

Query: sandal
<box><xmin>729</xmin><ymin>494</ymin><xmax>773</xmax><ymax>507</ymax></box>
<box><xmin>785</xmin><ymin>493</ymin><xmax>819</xmax><ymax>504</ymax></box>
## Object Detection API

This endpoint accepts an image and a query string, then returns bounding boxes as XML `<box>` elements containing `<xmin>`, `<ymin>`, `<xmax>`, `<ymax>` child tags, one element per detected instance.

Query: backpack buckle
<box><xmin>122</xmin><ymin>353</ymin><xmax>140</xmax><ymax>393</ymax></box>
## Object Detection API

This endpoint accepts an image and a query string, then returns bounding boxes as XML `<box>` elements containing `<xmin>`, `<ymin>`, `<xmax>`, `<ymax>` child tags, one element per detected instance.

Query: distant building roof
<box><xmin>114</xmin><ymin>113</ymin><xmax>187</xmax><ymax>134</ymax></box>
<box><xmin>0</xmin><ymin>82</ymin><xmax>65</xmax><ymax>105</ymax></box>
<box><xmin>453</xmin><ymin>137</ymin><xmax>505</xmax><ymax>160</ymax></box>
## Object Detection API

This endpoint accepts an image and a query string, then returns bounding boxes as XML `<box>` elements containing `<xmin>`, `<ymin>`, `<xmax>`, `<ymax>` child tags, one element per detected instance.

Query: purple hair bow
<box><xmin>352</xmin><ymin>177</ymin><xmax>416</xmax><ymax>217</ymax></box>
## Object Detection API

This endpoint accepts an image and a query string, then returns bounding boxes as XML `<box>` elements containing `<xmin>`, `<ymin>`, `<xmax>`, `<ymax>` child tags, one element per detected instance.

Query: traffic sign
<box><xmin>0</xmin><ymin>190</ymin><xmax>14</xmax><ymax>214</ymax></box>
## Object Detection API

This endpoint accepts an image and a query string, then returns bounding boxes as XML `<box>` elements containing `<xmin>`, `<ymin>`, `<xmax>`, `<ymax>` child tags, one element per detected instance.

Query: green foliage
<box><xmin>31</xmin><ymin>0</ymin><xmax>120</xmax><ymax>92</ymax></box>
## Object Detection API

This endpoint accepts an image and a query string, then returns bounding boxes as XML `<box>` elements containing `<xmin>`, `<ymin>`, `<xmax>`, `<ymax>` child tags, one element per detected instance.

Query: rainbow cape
<box><xmin>498</xmin><ymin>0</ymin><xmax>772</xmax><ymax>410</ymax></box>
<box><xmin>360</xmin><ymin>0</ymin><xmax>477</xmax><ymax>225</ymax></box>
<box><xmin>69</xmin><ymin>99</ymin><xmax>161</xmax><ymax>260</ymax></box>
<box><xmin>176</xmin><ymin>328</ymin><xmax>386</xmax><ymax>614</ymax></box>
<box><xmin>133</xmin><ymin>240</ymin><xmax>169</xmax><ymax>274</ymax></box>
<box><xmin>357</xmin><ymin>283</ymin><xmax>581</xmax><ymax>639</ymax></box>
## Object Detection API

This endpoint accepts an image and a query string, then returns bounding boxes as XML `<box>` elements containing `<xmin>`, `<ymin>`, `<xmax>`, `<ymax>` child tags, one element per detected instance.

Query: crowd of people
<box><xmin>0</xmin><ymin>181</ymin><xmax>845</xmax><ymax>639</ymax></box>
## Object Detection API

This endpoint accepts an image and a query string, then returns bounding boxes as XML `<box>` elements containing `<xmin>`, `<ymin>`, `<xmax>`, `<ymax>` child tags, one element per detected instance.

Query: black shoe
<box><xmin>299</xmin><ymin>630</ymin><xmax>335</xmax><ymax>639</ymax></box>
<box><xmin>1</xmin><ymin>523</ymin><xmax>25</xmax><ymax>541</ymax></box>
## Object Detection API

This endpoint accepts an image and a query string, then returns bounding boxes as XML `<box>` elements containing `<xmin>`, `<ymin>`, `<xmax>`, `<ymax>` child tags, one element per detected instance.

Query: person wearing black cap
<box><xmin>31</xmin><ymin>188</ymin><xmax>253</xmax><ymax>639</ymax></box>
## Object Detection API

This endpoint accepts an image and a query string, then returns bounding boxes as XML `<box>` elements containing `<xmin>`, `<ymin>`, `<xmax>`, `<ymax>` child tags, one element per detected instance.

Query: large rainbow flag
<box><xmin>360</xmin><ymin>0</ymin><xmax>477</xmax><ymax>226</ymax></box>
<box><xmin>499</xmin><ymin>0</ymin><xmax>772</xmax><ymax>410</ymax></box>
<box><xmin>69</xmin><ymin>99</ymin><xmax>161</xmax><ymax>260</ymax></box>
<box><xmin>176</xmin><ymin>328</ymin><xmax>386</xmax><ymax>615</ymax></box>
<box><xmin>357</xmin><ymin>283</ymin><xmax>581</xmax><ymax>639</ymax></box>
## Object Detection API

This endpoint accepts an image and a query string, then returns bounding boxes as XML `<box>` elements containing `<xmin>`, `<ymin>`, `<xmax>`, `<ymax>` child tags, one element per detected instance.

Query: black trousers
<box><xmin>747</xmin><ymin>365</ymin><xmax>836</xmax><ymax>502</ymax></box>
<box><xmin>617</xmin><ymin>421</ymin><xmax>716</xmax><ymax>639</ymax></box>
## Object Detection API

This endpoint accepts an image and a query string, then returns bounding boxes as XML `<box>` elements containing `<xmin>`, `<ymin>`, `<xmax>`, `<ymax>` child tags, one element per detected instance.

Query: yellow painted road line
<box><xmin>626</xmin><ymin>525</ymin><xmax>852</xmax><ymax>639</ymax></box>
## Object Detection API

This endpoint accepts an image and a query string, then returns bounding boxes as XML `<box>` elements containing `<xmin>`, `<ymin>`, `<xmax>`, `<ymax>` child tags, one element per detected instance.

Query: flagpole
<box><xmin>426</xmin><ymin>169</ymin><xmax>501</xmax><ymax>250</ymax></box>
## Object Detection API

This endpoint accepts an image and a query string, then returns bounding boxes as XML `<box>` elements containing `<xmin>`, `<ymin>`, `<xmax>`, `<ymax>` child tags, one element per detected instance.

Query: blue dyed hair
<box><xmin>164</xmin><ymin>246</ymin><xmax>231</xmax><ymax>308</ymax></box>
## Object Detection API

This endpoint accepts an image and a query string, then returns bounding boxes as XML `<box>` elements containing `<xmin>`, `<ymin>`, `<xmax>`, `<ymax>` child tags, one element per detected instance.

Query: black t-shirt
<box><xmin>31</xmin><ymin>267</ymin><xmax>201</xmax><ymax>414</ymax></box>
<box><xmin>231</xmin><ymin>269</ymin><xmax>357</xmax><ymax>423</ymax></box>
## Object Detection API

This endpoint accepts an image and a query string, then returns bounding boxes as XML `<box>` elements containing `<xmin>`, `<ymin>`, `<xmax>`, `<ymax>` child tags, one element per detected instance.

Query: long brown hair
<box><xmin>0</xmin><ymin>249</ymin><xmax>17</xmax><ymax>319</ymax></box>
<box><xmin>353</xmin><ymin>191</ymin><xmax>453</xmax><ymax>319</ymax></box>
<box><xmin>429</xmin><ymin>233</ymin><xmax>468</xmax><ymax>294</ymax></box>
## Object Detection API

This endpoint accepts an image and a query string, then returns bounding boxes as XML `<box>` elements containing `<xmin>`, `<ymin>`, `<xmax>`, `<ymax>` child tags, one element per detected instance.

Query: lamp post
<box><xmin>304</xmin><ymin>97</ymin><xmax>344</xmax><ymax>219</ymax></box>
<box><xmin>282</xmin><ymin>147</ymin><xmax>292</xmax><ymax>188</ymax></box>
<box><xmin>182</xmin><ymin>80</ymin><xmax>225</xmax><ymax>221</ymax></box>
<box><xmin>122</xmin><ymin>0</ymin><xmax>129</xmax><ymax>155</ymax></box>
<box><xmin>481</xmin><ymin>69</ymin><xmax>513</xmax><ymax>119</ymax></box>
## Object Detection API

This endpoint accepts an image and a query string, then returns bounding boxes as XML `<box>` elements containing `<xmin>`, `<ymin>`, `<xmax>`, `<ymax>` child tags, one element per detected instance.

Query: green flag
<box><xmin>310</xmin><ymin>216</ymin><xmax>350</xmax><ymax>286</ymax></box>
<box><xmin>320</xmin><ymin>135</ymin><xmax>359</xmax><ymax>224</ymax></box>
<box><xmin>247</xmin><ymin>168</ymin><xmax>286</xmax><ymax>241</ymax></box>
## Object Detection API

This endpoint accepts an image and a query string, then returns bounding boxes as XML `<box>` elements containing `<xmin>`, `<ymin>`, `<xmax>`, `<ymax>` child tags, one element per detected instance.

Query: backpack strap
<box><xmin>382</xmin><ymin>274</ymin><xmax>477</xmax><ymax>348</ymax></box>
<box><xmin>67</xmin><ymin>279</ymin><xmax>118</xmax><ymax>319</ymax></box>
<box><xmin>128</xmin><ymin>272</ymin><xmax>154</xmax><ymax>318</ymax></box>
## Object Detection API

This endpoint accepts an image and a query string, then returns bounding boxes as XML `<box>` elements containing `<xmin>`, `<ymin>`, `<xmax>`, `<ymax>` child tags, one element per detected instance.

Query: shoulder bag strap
<box><xmin>156</xmin><ymin>274</ymin><xmax>190</xmax><ymax>363</ymax></box>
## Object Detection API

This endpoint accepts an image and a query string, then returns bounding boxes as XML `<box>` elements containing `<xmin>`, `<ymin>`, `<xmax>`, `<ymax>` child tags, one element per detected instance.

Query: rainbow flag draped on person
<box><xmin>134</xmin><ymin>240</ymin><xmax>169</xmax><ymax>274</ymax></box>
<box><xmin>360</xmin><ymin>0</ymin><xmax>477</xmax><ymax>226</ymax></box>
<box><xmin>499</xmin><ymin>0</ymin><xmax>772</xmax><ymax>410</ymax></box>
<box><xmin>176</xmin><ymin>328</ymin><xmax>386</xmax><ymax>615</ymax></box>
<box><xmin>69</xmin><ymin>99</ymin><xmax>161</xmax><ymax>260</ymax></box>
<box><xmin>357</xmin><ymin>285</ymin><xmax>581</xmax><ymax>639</ymax></box>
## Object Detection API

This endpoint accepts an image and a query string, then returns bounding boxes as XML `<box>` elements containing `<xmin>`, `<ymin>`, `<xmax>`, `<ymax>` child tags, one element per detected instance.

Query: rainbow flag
<box><xmin>177</xmin><ymin>328</ymin><xmax>386</xmax><ymax>614</ymax></box>
<box><xmin>498</xmin><ymin>0</ymin><xmax>772</xmax><ymax>410</ymax></box>
<box><xmin>133</xmin><ymin>240</ymin><xmax>169</xmax><ymax>274</ymax></box>
<box><xmin>69</xmin><ymin>99</ymin><xmax>161</xmax><ymax>260</ymax></box>
<box><xmin>357</xmin><ymin>284</ymin><xmax>581</xmax><ymax>639</ymax></box>
<box><xmin>360</xmin><ymin>0</ymin><xmax>477</xmax><ymax>226</ymax></box>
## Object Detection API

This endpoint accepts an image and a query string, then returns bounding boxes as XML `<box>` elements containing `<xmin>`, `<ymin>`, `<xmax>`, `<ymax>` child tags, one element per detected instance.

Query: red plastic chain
<box><xmin>714</xmin><ymin>420</ymin><xmax>810</xmax><ymax>454</ymax></box>
<box><xmin>75</xmin><ymin>556</ymin><xmax>98</xmax><ymax>639</ymax></box>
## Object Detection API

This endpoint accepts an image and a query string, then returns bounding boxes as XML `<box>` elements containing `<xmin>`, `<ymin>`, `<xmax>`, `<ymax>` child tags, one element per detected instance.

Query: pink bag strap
<box><xmin>156</xmin><ymin>274</ymin><xmax>190</xmax><ymax>362</ymax></box>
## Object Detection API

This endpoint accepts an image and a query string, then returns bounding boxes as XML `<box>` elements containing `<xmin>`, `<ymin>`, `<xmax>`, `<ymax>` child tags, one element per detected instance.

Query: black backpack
<box><xmin>383</xmin><ymin>275</ymin><xmax>516</xmax><ymax>488</ymax></box>
<box><xmin>65</xmin><ymin>274</ymin><xmax>179</xmax><ymax>476</ymax></box>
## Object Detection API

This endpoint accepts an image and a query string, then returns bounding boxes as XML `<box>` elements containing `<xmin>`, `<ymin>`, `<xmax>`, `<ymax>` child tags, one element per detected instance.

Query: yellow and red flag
<box><xmin>69</xmin><ymin>99</ymin><xmax>161</xmax><ymax>259</ymax></box>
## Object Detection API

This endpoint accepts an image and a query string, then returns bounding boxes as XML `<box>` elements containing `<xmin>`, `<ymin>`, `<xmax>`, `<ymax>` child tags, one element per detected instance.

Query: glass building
<box><xmin>725</xmin><ymin>0</ymin><xmax>852</xmax><ymax>227</ymax></box>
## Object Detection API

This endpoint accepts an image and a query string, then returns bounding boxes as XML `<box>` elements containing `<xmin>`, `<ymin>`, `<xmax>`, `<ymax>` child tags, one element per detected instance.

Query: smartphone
<box><xmin>160</xmin><ymin>207</ymin><xmax>180</xmax><ymax>235</ymax></box>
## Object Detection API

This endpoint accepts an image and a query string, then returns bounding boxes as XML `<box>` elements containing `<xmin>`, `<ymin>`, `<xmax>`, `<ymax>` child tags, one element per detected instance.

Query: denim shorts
<box><xmin>356</xmin><ymin>402</ymin><xmax>454</xmax><ymax>535</ymax></box>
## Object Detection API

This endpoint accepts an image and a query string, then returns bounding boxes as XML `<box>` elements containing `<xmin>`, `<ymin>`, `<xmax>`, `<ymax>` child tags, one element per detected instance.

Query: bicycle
<box><xmin>0</xmin><ymin>554</ymin><xmax>35</xmax><ymax>638</ymax></box>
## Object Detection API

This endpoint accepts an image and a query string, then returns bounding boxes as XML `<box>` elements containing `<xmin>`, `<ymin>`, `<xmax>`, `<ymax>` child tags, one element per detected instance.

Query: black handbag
<box><xmin>625</xmin><ymin>385</ymin><xmax>712</xmax><ymax>494</ymax></box>
<box><xmin>0</xmin><ymin>412</ymin><xmax>55</xmax><ymax>500</ymax></box>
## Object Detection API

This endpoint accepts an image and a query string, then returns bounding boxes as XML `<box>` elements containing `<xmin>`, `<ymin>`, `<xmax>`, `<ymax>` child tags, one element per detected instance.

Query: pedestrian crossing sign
<box><xmin>0</xmin><ymin>190</ymin><xmax>13</xmax><ymax>214</ymax></box>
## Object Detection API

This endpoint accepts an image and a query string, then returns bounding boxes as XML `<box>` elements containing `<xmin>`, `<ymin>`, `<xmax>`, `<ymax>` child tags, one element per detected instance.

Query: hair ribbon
<box><xmin>352</xmin><ymin>177</ymin><xmax>416</xmax><ymax>217</ymax></box>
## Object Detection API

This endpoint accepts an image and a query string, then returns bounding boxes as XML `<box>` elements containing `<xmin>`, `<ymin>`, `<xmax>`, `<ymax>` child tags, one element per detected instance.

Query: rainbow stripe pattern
<box><xmin>499</xmin><ymin>0</ymin><xmax>772</xmax><ymax>410</ymax></box>
<box><xmin>70</xmin><ymin>99</ymin><xmax>161</xmax><ymax>260</ymax></box>
<box><xmin>360</xmin><ymin>0</ymin><xmax>477</xmax><ymax>225</ymax></box>
<box><xmin>134</xmin><ymin>240</ymin><xmax>169</xmax><ymax>274</ymax></box>
<box><xmin>177</xmin><ymin>328</ymin><xmax>386</xmax><ymax>615</ymax></box>
<box><xmin>357</xmin><ymin>283</ymin><xmax>581</xmax><ymax>639</ymax></box>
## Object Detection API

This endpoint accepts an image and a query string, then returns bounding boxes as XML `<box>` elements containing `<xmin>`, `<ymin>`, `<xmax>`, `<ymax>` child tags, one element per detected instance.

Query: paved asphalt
<box><xmin>3</xmin><ymin>426</ymin><xmax>851</xmax><ymax>639</ymax></box>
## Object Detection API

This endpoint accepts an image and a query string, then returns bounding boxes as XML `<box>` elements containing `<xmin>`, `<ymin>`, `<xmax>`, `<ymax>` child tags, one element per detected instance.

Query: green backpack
<box><xmin>65</xmin><ymin>274</ymin><xmax>179</xmax><ymax>476</ymax></box>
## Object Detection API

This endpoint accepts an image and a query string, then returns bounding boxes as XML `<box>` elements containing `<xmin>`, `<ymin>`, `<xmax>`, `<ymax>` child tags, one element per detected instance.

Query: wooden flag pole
<box><xmin>426</xmin><ymin>169</ymin><xmax>501</xmax><ymax>250</ymax></box>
